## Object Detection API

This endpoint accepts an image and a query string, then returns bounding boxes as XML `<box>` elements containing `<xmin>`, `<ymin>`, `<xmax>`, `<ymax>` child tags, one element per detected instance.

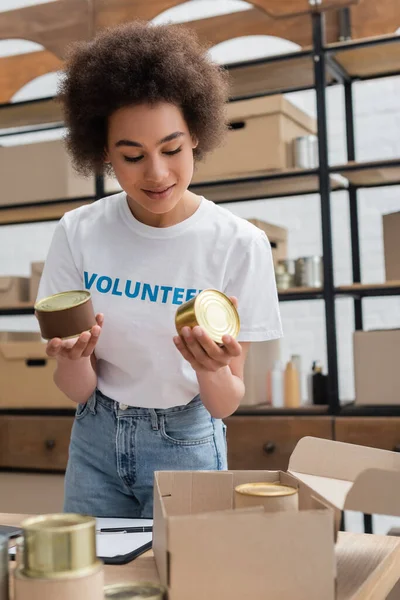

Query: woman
<box><xmin>37</xmin><ymin>21</ymin><xmax>282</xmax><ymax>518</ymax></box>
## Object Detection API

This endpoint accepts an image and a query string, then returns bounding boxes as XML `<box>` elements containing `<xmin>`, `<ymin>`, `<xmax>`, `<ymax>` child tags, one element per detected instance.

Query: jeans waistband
<box><xmin>95</xmin><ymin>388</ymin><xmax>203</xmax><ymax>416</ymax></box>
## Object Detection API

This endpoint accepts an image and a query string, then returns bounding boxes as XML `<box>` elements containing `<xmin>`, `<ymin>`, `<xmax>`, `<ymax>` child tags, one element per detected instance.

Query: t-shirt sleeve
<box><xmin>224</xmin><ymin>231</ymin><xmax>283</xmax><ymax>342</ymax></box>
<box><xmin>37</xmin><ymin>218</ymin><xmax>83</xmax><ymax>302</ymax></box>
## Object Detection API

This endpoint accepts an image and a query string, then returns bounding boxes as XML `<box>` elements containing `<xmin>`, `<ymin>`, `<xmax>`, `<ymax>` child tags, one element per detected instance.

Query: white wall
<box><xmin>1</xmin><ymin>0</ymin><xmax>400</xmax><ymax>403</ymax></box>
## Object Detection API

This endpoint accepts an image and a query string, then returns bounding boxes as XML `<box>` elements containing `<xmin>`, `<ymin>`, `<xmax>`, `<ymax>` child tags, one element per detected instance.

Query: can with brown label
<box><xmin>14</xmin><ymin>514</ymin><xmax>104</xmax><ymax>600</ymax></box>
<box><xmin>35</xmin><ymin>290</ymin><xmax>96</xmax><ymax>340</ymax></box>
<box><xmin>175</xmin><ymin>289</ymin><xmax>240</xmax><ymax>345</ymax></box>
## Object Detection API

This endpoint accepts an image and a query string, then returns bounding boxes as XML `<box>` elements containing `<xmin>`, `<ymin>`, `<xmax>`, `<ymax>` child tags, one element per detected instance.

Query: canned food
<box><xmin>35</xmin><ymin>290</ymin><xmax>96</xmax><ymax>340</ymax></box>
<box><xmin>0</xmin><ymin>534</ymin><xmax>8</xmax><ymax>600</ymax></box>
<box><xmin>175</xmin><ymin>289</ymin><xmax>240</xmax><ymax>345</ymax></box>
<box><xmin>234</xmin><ymin>482</ymin><xmax>299</xmax><ymax>513</ymax></box>
<box><xmin>104</xmin><ymin>582</ymin><xmax>167</xmax><ymax>599</ymax></box>
<box><xmin>293</xmin><ymin>135</ymin><xmax>318</xmax><ymax>169</ymax></box>
<box><xmin>20</xmin><ymin>513</ymin><xmax>99</xmax><ymax>579</ymax></box>
<box><xmin>295</xmin><ymin>257</ymin><xmax>323</xmax><ymax>288</ymax></box>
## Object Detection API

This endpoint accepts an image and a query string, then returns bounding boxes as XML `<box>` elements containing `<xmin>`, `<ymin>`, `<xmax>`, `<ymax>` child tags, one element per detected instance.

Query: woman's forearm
<box><xmin>197</xmin><ymin>366</ymin><xmax>245</xmax><ymax>419</ymax></box>
<box><xmin>54</xmin><ymin>355</ymin><xmax>97</xmax><ymax>404</ymax></box>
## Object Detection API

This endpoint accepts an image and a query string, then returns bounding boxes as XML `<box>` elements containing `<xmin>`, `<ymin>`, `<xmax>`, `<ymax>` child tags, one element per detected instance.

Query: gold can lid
<box><xmin>104</xmin><ymin>583</ymin><xmax>167</xmax><ymax>599</ymax></box>
<box><xmin>194</xmin><ymin>290</ymin><xmax>240</xmax><ymax>344</ymax></box>
<box><xmin>35</xmin><ymin>290</ymin><xmax>90</xmax><ymax>312</ymax></box>
<box><xmin>235</xmin><ymin>482</ymin><xmax>298</xmax><ymax>498</ymax></box>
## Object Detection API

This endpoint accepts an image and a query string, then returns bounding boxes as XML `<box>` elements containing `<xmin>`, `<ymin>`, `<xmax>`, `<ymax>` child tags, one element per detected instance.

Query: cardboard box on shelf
<box><xmin>246</xmin><ymin>218</ymin><xmax>287</xmax><ymax>267</ymax></box>
<box><xmin>0</xmin><ymin>140</ymin><xmax>94</xmax><ymax>206</ymax></box>
<box><xmin>192</xmin><ymin>95</ymin><xmax>316</xmax><ymax>183</ymax></box>
<box><xmin>0</xmin><ymin>276</ymin><xmax>29</xmax><ymax>307</ymax></box>
<box><xmin>30</xmin><ymin>261</ymin><xmax>45</xmax><ymax>303</ymax></box>
<box><xmin>354</xmin><ymin>329</ymin><xmax>400</xmax><ymax>405</ymax></box>
<box><xmin>0</xmin><ymin>332</ymin><xmax>72</xmax><ymax>408</ymax></box>
<box><xmin>241</xmin><ymin>338</ymin><xmax>280</xmax><ymax>406</ymax></box>
<box><xmin>153</xmin><ymin>436</ymin><xmax>400</xmax><ymax>600</ymax></box>
<box><xmin>383</xmin><ymin>211</ymin><xmax>400</xmax><ymax>281</ymax></box>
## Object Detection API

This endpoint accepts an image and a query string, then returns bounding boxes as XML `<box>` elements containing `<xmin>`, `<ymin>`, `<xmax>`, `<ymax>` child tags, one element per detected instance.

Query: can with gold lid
<box><xmin>175</xmin><ymin>289</ymin><xmax>240</xmax><ymax>345</ymax></box>
<box><xmin>14</xmin><ymin>513</ymin><xmax>104</xmax><ymax>600</ymax></box>
<box><xmin>234</xmin><ymin>482</ymin><xmax>299</xmax><ymax>513</ymax></box>
<box><xmin>35</xmin><ymin>290</ymin><xmax>96</xmax><ymax>340</ymax></box>
<box><xmin>20</xmin><ymin>513</ymin><xmax>99</xmax><ymax>578</ymax></box>
<box><xmin>104</xmin><ymin>582</ymin><xmax>167</xmax><ymax>599</ymax></box>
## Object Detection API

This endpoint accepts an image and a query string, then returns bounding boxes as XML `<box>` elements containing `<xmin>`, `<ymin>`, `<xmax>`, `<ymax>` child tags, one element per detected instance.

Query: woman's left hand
<box><xmin>173</xmin><ymin>297</ymin><xmax>242</xmax><ymax>374</ymax></box>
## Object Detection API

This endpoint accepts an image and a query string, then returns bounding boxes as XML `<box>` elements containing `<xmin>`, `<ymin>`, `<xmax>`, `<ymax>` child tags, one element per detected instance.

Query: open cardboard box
<box><xmin>153</xmin><ymin>437</ymin><xmax>400</xmax><ymax>600</ymax></box>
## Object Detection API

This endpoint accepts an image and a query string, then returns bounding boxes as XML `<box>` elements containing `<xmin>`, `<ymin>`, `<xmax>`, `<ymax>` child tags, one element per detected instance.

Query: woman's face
<box><xmin>106</xmin><ymin>102</ymin><xmax>197</xmax><ymax>217</ymax></box>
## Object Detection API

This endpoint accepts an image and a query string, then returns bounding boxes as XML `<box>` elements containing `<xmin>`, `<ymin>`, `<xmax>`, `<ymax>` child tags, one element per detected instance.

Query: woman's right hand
<box><xmin>45</xmin><ymin>313</ymin><xmax>104</xmax><ymax>361</ymax></box>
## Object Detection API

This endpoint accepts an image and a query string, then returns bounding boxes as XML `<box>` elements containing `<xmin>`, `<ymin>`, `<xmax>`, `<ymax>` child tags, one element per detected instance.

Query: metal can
<box><xmin>234</xmin><ymin>482</ymin><xmax>299</xmax><ymax>513</ymax></box>
<box><xmin>293</xmin><ymin>135</ymin><xmax>318</xmax><ymax>169</ymax></box>
<box><xmin>278</xmin><ymin>259</ymin><xmax>296</xmax><ymax>277</ymax></box>
<box><xmin>20</xmin><ymin>513</ymin><xmax>100</xmax><ymax>579</ymax></box>
<box><xmin>0</xmin><ymin>534</ymin><xmax>9</xmax><ymax>600</ymax></box>
<box><xmin>175</xmin><ymin>289</ymin><xmax>240</xmax><ymax>345</ymax></box>
<box><xmin>275</xmin><ymin>265</ymin><xmax>294</xmax><ymax>291</ymax></box>
<box><xmin>35</xmin><ymin>290</ymin><xmax>96</xmax><ymax>340</ymax></box>
<box><xmin>104</xmin><ymin>582</ymin><xmax>167</xmax><ymax>599</ymax></box>
<box><xmin>295</xmin><ymin>256</ymin><xmax>324</xmax><ymax>288</ymax></box>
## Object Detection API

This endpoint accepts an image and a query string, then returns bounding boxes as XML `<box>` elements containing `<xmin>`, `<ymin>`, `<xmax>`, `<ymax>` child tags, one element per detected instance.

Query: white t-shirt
<box><xmin>38</xmin><ymin>193</ymin><xmax>283</xmax><ymax>408</ymax></box>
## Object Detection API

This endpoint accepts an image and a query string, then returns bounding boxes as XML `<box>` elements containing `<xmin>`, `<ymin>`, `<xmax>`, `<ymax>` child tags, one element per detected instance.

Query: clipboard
<box><xmin>96</xmin><ymin>517</ymin><xmax>153</xmax><ymax>565</ymax></box>
<box><xmin>99</xmin><ymin>539</ymin><xmax>152</xmax><ymax>565</ymax></box>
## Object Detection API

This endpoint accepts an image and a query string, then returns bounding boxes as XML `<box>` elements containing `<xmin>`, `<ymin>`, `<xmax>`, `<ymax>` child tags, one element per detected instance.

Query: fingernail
<box><xmin>183</xmin><ymin>328</ymin><xmax>191</xmax><ymax>338</ymax></box>
<box><xmin>224</xmin><ymin>335</ymin><xmax>232</xmax><ymax>343</ymax></box>
<box><xmin>194</xmin><ymin>327</ymin><xmax>202</xmax><ymax>337</ymax></box>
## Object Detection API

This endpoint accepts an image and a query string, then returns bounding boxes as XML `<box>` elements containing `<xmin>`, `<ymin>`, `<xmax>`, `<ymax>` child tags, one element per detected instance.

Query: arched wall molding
<box><xmin>0</xmin><ymin>49</ymin><xmax>62</xmax><ymax>103</ymax></box>
<box><xmin>0</xmin><ymin>0</ymin><xmax>397</xmax><ymax>103</ymax></box>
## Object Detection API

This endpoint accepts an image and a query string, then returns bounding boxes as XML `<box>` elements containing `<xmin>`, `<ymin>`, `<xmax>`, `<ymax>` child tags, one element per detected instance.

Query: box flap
<box><xmin>289</xmin><ymin>437</ymin><xmax>400</xmax><ymax>516</ymax></box>
<box><xmin>0</xmin><ymin>341</ymin><xmax>48</xmax><ymax>360</ymax></box>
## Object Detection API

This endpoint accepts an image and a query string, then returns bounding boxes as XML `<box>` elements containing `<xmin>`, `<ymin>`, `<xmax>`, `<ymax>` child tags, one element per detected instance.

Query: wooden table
<box><xmin>2</xmin><ymin>513</ymin><xmax>400</xmax><ymax>599</ymax></box>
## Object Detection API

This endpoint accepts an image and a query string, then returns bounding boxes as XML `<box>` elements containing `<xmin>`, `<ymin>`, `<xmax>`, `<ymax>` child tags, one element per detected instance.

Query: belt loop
<box><xmin>88</xmin><ymin>390</ymin><xmax>97</xmax><ymax>415</ymax></box>
<box><xmin>150</xmin><ymin>409</ymin><xmax>159</xmax><ymax>431</ymax></box>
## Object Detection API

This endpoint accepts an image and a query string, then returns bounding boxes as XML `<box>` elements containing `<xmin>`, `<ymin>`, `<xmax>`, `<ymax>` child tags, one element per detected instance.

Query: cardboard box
<box><xmin>0</xmin><ymin>276</ymin><xmax>29</xmax><ymax>307</ymax></box>
<box><xmin>383</xmin><ymin>211</ymin><xmax>400</xmax><ymax>281</ymax></box>
<box><xmin>30</xmin><ymin>261</ymin><xmax>45</xmax><ymax>303</ymax></box>
<box><xmin>354</xmin><ymin>329</ymin><xmax>400</xmax><ymax>405</ymax></box>
<box><xmin>247</xmin><ymin>218</ymin><xmax>287</xmax><ymax>267</ymax></box>
<box><xmin>0</xmin><ymin>333</ymin><xmax>72</xmax><ymax>408</ymax></box>
<box><xmin>0</xmin><ymin>140</ymin><xmax>94</xmax><ymax>206</ymax></box>
<box><xmin>192</xmin><ymin>95</ymin><xmax>316</xmax><ymax>183</ymax></box>
<box><xmin>241</xmin><ymin>338</ymin><xmax>280</xmax><ymax>405</ymax></box>
<box><xmin>153</xmin><ymin>436</ymin><xmax>400</xmax><ymax>600</ymax></box>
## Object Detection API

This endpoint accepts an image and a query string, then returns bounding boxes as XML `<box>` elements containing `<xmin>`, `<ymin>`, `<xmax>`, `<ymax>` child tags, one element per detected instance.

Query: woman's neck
<box><xmin>126</xmin><ymin>190</ymin><xmax>201</xmax><ymax>228</ymax></box>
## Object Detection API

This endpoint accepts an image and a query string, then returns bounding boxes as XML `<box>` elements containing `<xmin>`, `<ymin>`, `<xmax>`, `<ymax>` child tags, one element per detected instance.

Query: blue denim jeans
<box><xmin>64</xmin><ymin>389</ymin><xmax>228</xmax><ymax>518</ymax></box>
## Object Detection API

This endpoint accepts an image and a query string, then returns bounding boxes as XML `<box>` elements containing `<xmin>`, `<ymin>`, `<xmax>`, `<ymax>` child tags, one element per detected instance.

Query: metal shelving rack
<box><xmin>1</xmin><ymin>9</ymin><xmax>400</xmax><ymax>418</ymax></box>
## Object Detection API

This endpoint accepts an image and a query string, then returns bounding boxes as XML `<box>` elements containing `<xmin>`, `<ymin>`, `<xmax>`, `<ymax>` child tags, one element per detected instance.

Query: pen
<box><xmin>98</xmin><ymin>526</ymin><xmax>153</xmax><ymax>533</ymax></box>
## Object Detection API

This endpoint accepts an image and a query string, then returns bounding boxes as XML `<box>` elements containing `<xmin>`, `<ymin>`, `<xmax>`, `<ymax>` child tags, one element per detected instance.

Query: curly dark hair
<box><xmin>58</xmin><ymin>20</ymin><xmax>230</xmax><ymax>176</ymax></box>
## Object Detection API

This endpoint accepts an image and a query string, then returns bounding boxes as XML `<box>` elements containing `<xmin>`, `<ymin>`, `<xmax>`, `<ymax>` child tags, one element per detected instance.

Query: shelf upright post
<box><xmin>344</xmin><ymin>79</ymin><xmax>363</xmax><ymax>331</ymax></box>
<box><xmin>312</xmin><ymin>9</ymin><xmax>340</xmax><ymax>414</ymax></box>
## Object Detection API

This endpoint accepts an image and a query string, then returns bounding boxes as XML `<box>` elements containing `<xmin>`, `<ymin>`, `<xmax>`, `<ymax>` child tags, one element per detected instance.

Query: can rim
<box><xmin>21</xmin><ymin>513</ymin><xmax>95</xmax><ymax>533</ymax></box>
<box><xmin>34</xmin><ymin>290</ymin><xmax>91</xmax><ymax>313</ymax></box>
<box><xmin>235</xmin><ymin>482</ymin><xmax>298</xmax><ymax>497</ymax></box>
<box><xmin>20</xmin><ymin>560</ymin><xmax>102</xmax><ymax>580</ymax></box>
